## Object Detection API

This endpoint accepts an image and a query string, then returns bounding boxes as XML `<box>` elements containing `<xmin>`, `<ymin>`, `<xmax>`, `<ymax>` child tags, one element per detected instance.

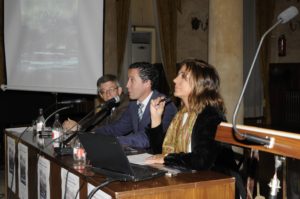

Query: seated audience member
<box><xmin>145</xmin><ymin>59</ymin><xmax>246</xmax><ymax>199</ymax></box>
<box><xmin>94</xmin><ymin>62</ymin><xmax>177</xmax><ymax>149</ymax></box>
<box><xmin>63</xmin><ymin>74</ymin><xmax>129</xmax><ymax>131</ymax></box>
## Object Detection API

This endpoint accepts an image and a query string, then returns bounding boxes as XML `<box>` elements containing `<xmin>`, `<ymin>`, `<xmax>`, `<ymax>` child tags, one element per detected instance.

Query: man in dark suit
<box><xmin>63</xmin><ymin>74</ymin><xmax>129</xmax><ymax>131</ymax></box>
<box><xmin>94</xmin><ymin>74</ymin><xmax>129</xmax><ymax>127</ymax></box>
<box><xmin>95</xmin><ymin>62</ymin><xmax>177</xmax><ymax>149</ymax></box>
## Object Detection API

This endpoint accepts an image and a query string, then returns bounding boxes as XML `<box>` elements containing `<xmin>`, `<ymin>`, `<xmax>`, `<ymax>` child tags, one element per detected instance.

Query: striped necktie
<box><xmin>137</xmin><ymin>103</ymin><xmax>144</xmax><ymax>121</ymax></box>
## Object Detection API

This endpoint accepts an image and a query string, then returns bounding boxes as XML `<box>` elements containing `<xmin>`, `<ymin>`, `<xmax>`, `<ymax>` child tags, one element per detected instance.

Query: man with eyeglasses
<box><xmin>63</xmin><ymin>74</ymin><xmax>129</xmax><ymax>131</ymax></box>
<box><xmin>95</xmin><ymin>74</ymin><xmax>130</xmax><ymax>125</ymax></box>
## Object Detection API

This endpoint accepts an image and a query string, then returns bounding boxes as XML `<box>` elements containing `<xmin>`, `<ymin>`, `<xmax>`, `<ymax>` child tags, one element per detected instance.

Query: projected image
<box><xmin>20</xmin><ymin>0</ymin><xmax>79</xmax><ymax>70</ymax></box>
<box><xmin>5</xmin><ymin>0</ymin><xmax>103</xmax><ymax>94</ymax></box>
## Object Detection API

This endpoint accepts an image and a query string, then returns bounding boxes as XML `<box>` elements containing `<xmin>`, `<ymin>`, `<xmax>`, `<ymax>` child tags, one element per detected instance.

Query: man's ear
<box><xmin>144</xmin><ymin>80</ymin><xmax>151</xmax><ymax>89</ymax></box>
<box><xmin>117</xmin><ymin>87</ymin><xmax>123</xmax><ymax>95</ymax></box>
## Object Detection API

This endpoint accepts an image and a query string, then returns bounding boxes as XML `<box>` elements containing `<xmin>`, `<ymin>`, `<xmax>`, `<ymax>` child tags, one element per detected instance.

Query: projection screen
<box><xmin>4</xmin><ymin>0</ymin><xmax>104</xmax><ymax>95</ymax></box>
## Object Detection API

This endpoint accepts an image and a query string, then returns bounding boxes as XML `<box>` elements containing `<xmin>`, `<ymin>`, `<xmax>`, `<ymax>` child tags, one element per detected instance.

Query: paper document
<box><xmin>127</xmin><ymin>153</ymin><xmax>152</xmax><ymax>165</ymax></box>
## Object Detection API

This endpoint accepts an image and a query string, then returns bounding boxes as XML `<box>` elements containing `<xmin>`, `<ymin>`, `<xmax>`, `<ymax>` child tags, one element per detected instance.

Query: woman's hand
<box><xmin>150</xmin><ymin>96</ymin><xmax>166</xmax><ymax>128</ymax></box>
<box><xmin>144</xmin><ymin>154</ymin><xmax>165</xmax><ymax>164</ymax></box>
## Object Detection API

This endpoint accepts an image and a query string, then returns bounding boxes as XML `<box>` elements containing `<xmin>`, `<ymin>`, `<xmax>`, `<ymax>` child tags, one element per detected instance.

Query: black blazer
<box><xmin>147</xmin><ymin>105</ymin><xmax>234</xmax><ymax>169</ymax></box>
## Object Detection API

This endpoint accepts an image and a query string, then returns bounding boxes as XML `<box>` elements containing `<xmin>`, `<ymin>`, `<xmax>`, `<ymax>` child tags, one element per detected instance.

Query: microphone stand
<box><xmin>232</xmin><ymin>6</ymin><xmax>299</xmax><ymax>147</ymax></box>
<box><xmin>44</xmin><ymin>105</ymin><xmax>74</xmax><ymax>126</ymax></box>
<box><xmin>61</xmin><ymin>108</ymin><xmax>98</xmax><ymax>146</ymax></box>
<box><xmin>53</xmin><ymin>107</ymin><xmax>96</xmax><ymax>155</ymax></box>
<box><xmin>62</xmin><ymin>107</ymin><xmax>111</xmax><ymax>146</ymax></box>
<box><xmin>55</xmin><ymin>98</ymin><xmax>119</xmax><ymax>155</ymax></box>
<box><xmin>231</xmin><ymin>20</ymin><xmax>282</xmax><ymax>148</ymax></box>
<box><xmin>82</xmin><ymin>110</ymin><xmax>111</xmax><ymax>132</ymax></box>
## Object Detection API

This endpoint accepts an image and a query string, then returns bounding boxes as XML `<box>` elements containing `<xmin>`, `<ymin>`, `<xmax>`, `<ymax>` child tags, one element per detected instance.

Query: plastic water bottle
<box><xmin>51</xmin><ymin>114</ymin><xmax>63</xmax><ymax>148</ymax></box>
<box><xmin>73</xmin><ymin>138</ymin><xmax>86</xmax><ymax>170</ymax></box>
<box><xmin>36</xmin><ymin>108</ymin><xmax>45</xmax><ymax>134</ymax></box>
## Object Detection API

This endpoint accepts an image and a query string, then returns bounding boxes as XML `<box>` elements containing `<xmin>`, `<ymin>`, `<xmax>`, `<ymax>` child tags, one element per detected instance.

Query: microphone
<box><xmin>232</xmin><ymin>6</ymin><xmax>298</xmax><ymax>148</ymax></box>
<box><xmin>154</xmin><ymin>97</ymin><xmax>172</xmax><ymax>108</ymax></box>
<box><xmin>97</xmin><ymin>96</ymin><xmax>120</xmax><ymax>110</ymax></box>
<box><xmin>277</xmin><ymin>6</ymin><xmax>299</xmax><ymax>24</ymax></box>
<box><xmin>57</xmin><ymin>98</ymin><xmax>86</xmax><ymax>105</ymax></box>
<box><xmin>158</xmin><ymin>97</ymin><xmax>172</xmax><ymax>104</ymax></box>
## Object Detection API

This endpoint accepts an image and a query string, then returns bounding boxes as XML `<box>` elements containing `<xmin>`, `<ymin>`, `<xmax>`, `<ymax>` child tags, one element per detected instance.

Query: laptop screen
<box><xmin>78</xmin><ymin>133</ymin><xmax>167</xmax><ymax>182</ymax></box>
<box><xmin>78</xmin><ymin>133</ymin><xmax>134</xmax><ymax>176</ymax></box>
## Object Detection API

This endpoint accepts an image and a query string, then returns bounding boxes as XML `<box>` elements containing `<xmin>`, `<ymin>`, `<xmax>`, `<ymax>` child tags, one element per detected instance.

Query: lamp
<box><xmin>191</xmin><ymin>16</ymin><xmax>208</xmax><ymax>31</ymax></box>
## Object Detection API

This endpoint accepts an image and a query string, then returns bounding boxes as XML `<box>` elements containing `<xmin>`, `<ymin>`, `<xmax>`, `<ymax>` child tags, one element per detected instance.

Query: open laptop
<box><xmin>78</xmin><ymin>132</ymin><xmax>166</xmax><ymax>182</ymax></box>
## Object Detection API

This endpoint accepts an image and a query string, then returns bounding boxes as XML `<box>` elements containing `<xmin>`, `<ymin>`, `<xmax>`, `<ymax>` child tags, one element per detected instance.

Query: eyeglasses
<box><xmin>98</xmin><ymin>87</ymin><xmax>118</xmax><ymax>96</ymax></box>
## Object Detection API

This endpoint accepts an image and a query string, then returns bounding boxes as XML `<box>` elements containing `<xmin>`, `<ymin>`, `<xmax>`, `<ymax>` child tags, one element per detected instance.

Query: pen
<box><xmin>155</xmin><ymin>97</ymin><xmax>171</xmax><ymax>107</ymax></box>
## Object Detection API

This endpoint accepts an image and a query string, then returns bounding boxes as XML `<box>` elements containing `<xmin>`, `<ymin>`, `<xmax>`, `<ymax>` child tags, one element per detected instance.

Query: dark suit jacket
<box><xmin>94</xmin><ymin>90</ymin><xmax>177</xmax><ymax>148</ymax></box>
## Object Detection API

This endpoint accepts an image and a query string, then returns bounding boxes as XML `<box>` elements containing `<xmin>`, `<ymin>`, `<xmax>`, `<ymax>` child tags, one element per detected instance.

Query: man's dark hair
<box><xmin>96</xmin><ymin>74</ymin><xmax>120</xmax><ymax>87</ymax></box>
<box><xmin>129</xmin><ymin>62</ymin><xmax>159</xmax><ymax>90</ymax></box>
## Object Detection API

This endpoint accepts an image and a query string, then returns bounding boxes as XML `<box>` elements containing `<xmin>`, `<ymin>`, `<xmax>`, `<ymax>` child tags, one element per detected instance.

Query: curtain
<box><xmin>155</xmin><ymin>0</ymin><xmax>180</xmax><ymax>93</ymax></box>
<box><xmin>116</xmin><ymin>0</ymin><xmax>131</xmax><ymax>77</ymax></box>
<box><xmin>256</xmin><ymin>0</ymin><xmax>275</xmax><ymax>125</ymax></box>
<box><xmin>0</xmin><ymin>0</ymin><xmax>5</xmax><ymax>85</ymax></box>
<box><xmin>244</xmin><ymin>0</ymin><xmax>264</xmax><ymax>118</ymax></box>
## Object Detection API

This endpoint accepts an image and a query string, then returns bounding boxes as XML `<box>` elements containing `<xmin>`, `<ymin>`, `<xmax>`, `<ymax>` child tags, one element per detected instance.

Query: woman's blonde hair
<box><xmin>177</xmin><ymin>59</ymin><xmax>226</xmax><ymax>114</ymax></box>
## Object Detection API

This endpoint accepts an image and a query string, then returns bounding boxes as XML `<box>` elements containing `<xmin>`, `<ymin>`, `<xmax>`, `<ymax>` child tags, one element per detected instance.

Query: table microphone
<box><xmin>97</xmin><ymin>96</ymin><xmax>120</xmax><ymax>110</ymax></box>
<box><xmin>232</xmin><ymin>6</ymin><xmax>298</xmax><ymax>148</ymax></box>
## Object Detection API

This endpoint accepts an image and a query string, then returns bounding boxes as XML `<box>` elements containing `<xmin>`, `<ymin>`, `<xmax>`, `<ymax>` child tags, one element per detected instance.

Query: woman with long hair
<box><xmin>146</xmin><ymin>58</ymin><xmax>245</xmax><ymax>199</ymax></box>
